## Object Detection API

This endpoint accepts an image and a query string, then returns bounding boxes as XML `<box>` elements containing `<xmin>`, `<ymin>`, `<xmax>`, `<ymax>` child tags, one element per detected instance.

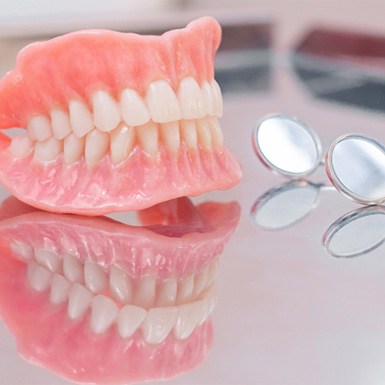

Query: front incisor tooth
<box><xmin>90</xmin><ymin>295</ymin><xmax>119</xmax><ymax>334</ymax></box>
<box><xmin>92</xmin><ymin>90</ymin><xmax>121</xmax><ymax>132</ymax></box>
<box><xmin>178</xmin><ymin>77</ymin><xmax>207</xmax><ymax>119</ymax></box>
<box><xmin>110</xmin><ymin>123</ymin><xmax>135</xmax><ymax>164</ymax></box>
<box><xmin>51</xmin><ymin>109</ymin><xmax>72</xmax><ymax>139</ymax></box>
<box><xmin>120</xmin><ymin>88</ymin><xmax>150</xmax><ymax>126</ymax></box>
<box><xmin>34</xmin><ymin>137</ymin><xmax>62</xmax><ymax>162</ymax></box>
<box><xmin>196</xmin><ymin>119</ymin><xmax>212</xmax><ymax>149</ymax></box>
<box><xmin>84</xmin><ymin>260</ymin><xmax>108</xmax><ymax>294</ymax></box>
<box><xmin>211</xmin><ymin>79</ymin><xmax>223</xmax><ymax>117</ymax></box>
<box><xmin>156</xmin><ymin>278</ymin><xmax>177</xmax><ymax>306</ymax></box>
<box><xmin>208</xmin><ymin>118</ymin><xmax>224</xmax><ymax>147</ymax></box>
<box><xmin>118</xmin><ymin>305</ymin><xmax>147</xmax><ymax>338</ymax></box>
<box><xmin>68</xmin><ymin>283</ymin><xmax>93</xmax><ymax>320</ymax></box>
<box><xmin>180</xmin><ymin>120</ymin><xmax>198</xmax><ymax>149</ymax></box>
<box><xmin>160</xmin><ymin>122</ymin><xmax>180</xmax><ymax>153</ymax></box>
<box><xmin>69</xmin><ymin>99</ymin><xmax>94</xmax><ymax>138</ymax></box>
<box><xmin>9</xmin><ymin>137</ymin><xmax>33</xmax><ymax>157</ymax></box>
<box><xmin>137</xmin><ymin>121</ymin><xmax>158</xmax><ymax>157</ymax></box>
<box><xmin>64</xmin><ymin>133</ymin><xmax>85</xmax><ymax>165</ymax></box>
<box><xmin>27</xmin><ymin>115</ymin><xmax>52</xmax><ymax>141</ymax></box>
<box><xmin>85</xmin><ymin>130</ymin><xmax>109</xmax><ymax>165</ymax></box>
<box><xmin>146</xmin><ymin>80</ymin><xmax>181</xmax><ymax>123</ymax></box>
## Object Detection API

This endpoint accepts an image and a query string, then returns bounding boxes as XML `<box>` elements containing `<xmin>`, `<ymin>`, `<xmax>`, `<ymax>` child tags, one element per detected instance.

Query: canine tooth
<box><xmin>110</xmin><ymin>123</ymin><xmax>135</xmax><ymax>164</ymax></box>
<box><xmin>51</xmin><ymin>109</ymin><xmax>72</xmax><ymax>139</ymax></box>
<box><xmin>178</xmin><ymin>77</ymin><xmax>206</xmax><ymax>119</ymax></box>
<box><xmin>64</xmin><ymin>133</ymin><xmax>85</xmax><ymax>164</ymax></box>
<box><xmin>9</xmin><ymin>137</ymin><xmax>33</xmax><ymax>157</ymax></box>
<box><xmin>63</xmin><ymin>253</ymin><xmax>83</xmax><ymax>283</ymax></box>
<box><xmin>27</xmin><ymin>261</ymin><xmax>51</xmax><ymax>292</ymax></box>
<box><xmin>69</xmin><ymin>99</ymin><xmax>94</xmax><ymax>138</ymax></box>
<box><xmin>92</xmin><ymin>90</ymin><xmax>120</xmax><ymax>132</ymax></box>
<box><xmin>176</xmin><ymin>275</ymin><xmax>194</xmax><ymax>304</ymax></box>
<box><xmin>68</xmin><ymin>283</ymin><xmax>93</xmax><ymax>320</ymax></box>
<box><xmin>50</xmin><ymin>274</ymin><xmax>71</xmax><ymax>304</ymax></box>
<box><xmin>27</xmin><ymin>115</ymin><xmax>52</xmax><ymax>141</ymax></box>
<box><xmin>141</xmin><ymin>307</ymin><xmax>178</xmax><ymax>344</ymax></box>
<box><xmin>156</xmin><ymin>278</ymin><xmax>177</xmax><ymax>306</ymax></box>
<box><xmin>118</xmin><ymin>305</ymin><xmax>147</xmax><ymax>338</ymax></box>
<box><xmin>84</xmin><ymin>260</ymin><xmax>108</xmax><ymax>294</ymax></box>
<box><xmin>34</xmin><ymin>248</ymin><xmax>61</xmax><ymax>273</ymax></box>
<box><xmin>201</xmin><ymin>81</ymin><xmax>216</xmax><ymax>116</ymax></box>
<box><xmin>211</xmin><ymin>79</ymin><xmax>223</xmax><ymax>117</ymax></box>
<box><xmin>196</xmin><ymin>119</ymin><xmax>212</xmax><ymax>149</ymax></box>
<box><xmin>120</xmin><ymin>88</ymin><xmax>150</xmax><ymax>126</ymax></box>
<box><xmin>90</xmin><ymin>295</ymin><xmax>119</xmax><ymax>334</ymax></box>
<box><xmin>175</xmin><ymin>301</ymin><xmax>201</xmax><ymax>340</ymax></box>
<box><xmin>85</xmin><ymin>130</ymin><xmax>109</xmax><ymax>165</ymax></box>
<box><xmin>137</xmin><ymin>121</ymin><xmax>158</xmax><ymax>156</ymax></box>
<box><xmin>160</xmin><ymin>122</ymin><xmax>180</xmax><ymax>153</ymax></box>
<box><xmin>109</xmin><ymin>265</ymin><xmax>133</xmax><ymax>303</ymax></box>
<box><xmin>34</xmin><ymin>137</ymin><xmax>62</xmax><ymax>162</ymax></box>
<box><xmin>180</xmin><ymin>120</ymin><xmax>198</xmax><ymax>149</ymax></box>
<box><xmin>208</xmin><ymin>117</ymin><xmax>224</xmax><ymax>147</ymax></box>
<box><xmin>133</xmin><ymin>275</ymin><xmax>156</xmax><ymax>309</ymax></box>
<box><xmin>146</xmin><ymin>80</ymin><xmax>181</xmax><ymax>123</ymax></box>
<box><xmin>11</xmin><ymin>240</ymin><xmax>33</xmax><ymax>260</ymax></box>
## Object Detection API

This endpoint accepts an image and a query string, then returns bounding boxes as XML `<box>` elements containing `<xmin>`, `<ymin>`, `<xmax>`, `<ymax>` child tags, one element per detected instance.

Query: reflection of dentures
<box><xmin>0</xmin><ymin>17</ymin><xmax>242</xmax><ymax>215</ymax></box>
<box><xmin>0</xmin><ymin>197</ymin><xmax>240</xmax><ymax>384</ymax></box>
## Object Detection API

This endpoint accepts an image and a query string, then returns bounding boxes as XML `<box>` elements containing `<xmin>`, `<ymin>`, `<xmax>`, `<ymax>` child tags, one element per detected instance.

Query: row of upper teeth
<box><xmin>10</xmin><ymin>117</ymin><xmax>224</xmax><ymax>165</ymax></box>
<box><xmin>27</xmin><ymin>259</ymin><xmax>217</xmax><ymax>343</ymax></box>
<box><xmin>26</xmin><ymin>77</ymin><xmax>222</xmax><ymax>143</ymax></box>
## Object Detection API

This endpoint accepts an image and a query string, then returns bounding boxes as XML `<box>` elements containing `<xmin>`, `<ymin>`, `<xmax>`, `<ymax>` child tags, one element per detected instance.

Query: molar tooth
<box><xmin>64</xmin><ymin>133</ymin><xmax>85</xmax><ymax>164</ymax></box>
<box><xmin>201</xmin><ymin>81</ymin><xmax>216</xmax><ymax>116</ymax></box>
<box><xmin>118</xmin><ymin>305</ymin><xmax>147</xmax><ymax>338</ymax></box>
<box><xmin>156</xmin><ymin>278</ymin><xmax>177</xmax><ymax>307</ymax></box>
<box><xmin>84</xmin><ymin>260</ymin><xmax>108</xmax><ymax>294</ymax></box>
<box><xmin>34</xmin><ymin>137</ymin><xmax>62</xmax><ymax>162</ymax></box>
<box><xmin>160</xmin><ymin>122</ymin><xmax>180</xmax><ymax>153</ymax></box>
<box><xmin>178</xmin><ymin>77</ymin><xmax>206</xmax><ymax>119</ymax></box>
<box><xmin>68</xmin><ymin>283</ymin><xmax>93</xmax><ymax>320</ymax></box>
<box><xmin>137</xmin><ymin>121</ymin><xmax>158</xmax><ymax>156</ymax></box>
<box><xmin>208</xmin><ymin>117</ymin><xmax>224</xmax><ymax>147</ymax></box>
<box><xmin>210</xmin><ymin>79</ymin><xmax>223</xmax><ymax>117</ymax></box>
<box><xmin>9</xmin><ymin>137</ymin><xmax>33</xmax><ymax>157</ymax></box>
<box><xmin>27</xmin><ymin>115</ymin><xmax>52</xmax><ymax>142</ymax></box>
<box><xmin>51</xmin><ymin>109</ymin><xmax>72</xmax><ymax>139</ymax></box>
<box><xmin>85</xmin><ymin>129</ymin><xmax>109</xmax><ymax>165</ymax></box>
<box><xmin>141</xmin><ymin>307</ymin><xmax>178</xmax><ymax>344</ymax></box>
<box><xmin>90</xmin><ymin>295</ymin><xmax>119</xmax><ymax>334</ymax></box>
<box><xmin>180</xmin><ymin>120</ymin><xmax>198</xmax><ymax>149</ymax></box>
<box><xmin>176</xmin><ymin>275</ymin><xmax>195</xmax><ymax>304</ymax></box>
<box><xmin>92</xmin><ymin>90</ymin><xmax>121</xmax><ymax>132</ymax></box>
<box><xmin>27</xmin><ymin>261</ymin><xmax>51</xmax><ymax>292</ymax></box>
<box><xmin>133</xmin><ymin>275</ymin><xmax>157</xmax><ymax>309</ymax></box>
<box><xmin>196</xmin><ymin>119</ymin><xmax>212</xmax><ymax>149</ymax></box>
<box><xmin>109</xmin><ymin>265</ymin><xmax>133</xmax><ymax>303</ymax></box>
<box><xmin>110</xmin><ymin>123</ymin><xmax>135</xmax><ymax>164</ymax></box>
<box><xmin>50</xmin><ymin>274</ymin><xmax>71</xmax><ymax>304</ymax></box>
<box><xmin>175</xmin><ymin>301</ymin><xmax>201</xmax><ymax>340</ymax></box>
<box><xmin>120</xmin><ymin>88</ymin><xmax>150</xmax><ymax>126</ymax></box>
<box><xmin>69</xmin><ymin>99</ymin><xmax>94</xmax><ymax>138</ymax></box>
<box><xmin>10</xmin><ymin>241</ymin><xmax>33</xmax><ymax>260</ymax></box>
<box><xmin>63</xmin><ymin>253</ymin><xmax>83</xmax><ymax>283</ymax></box>
<box><xmin>34</xmin><ymin>248</ymin><xmax>61</xmax><ymax>273</ymax></box>
<box><xmin>146</xmin><ymin>80</ymin><xmax>181</xmax><ymax>123</ymax></box>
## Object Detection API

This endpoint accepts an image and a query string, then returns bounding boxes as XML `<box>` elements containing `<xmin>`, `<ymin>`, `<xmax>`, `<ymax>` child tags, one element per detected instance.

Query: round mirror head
<box><xmin>323</xmin><ymin>206</ymin><xmax>385</xmax><ymax>258</ymax></box>
<box><xmin>251</xmin><ymin>181</ymin><xmax>320</xmax><ymax>230</ymax></box>
<box><xmin>253</xmin><ymin>115</ymin><xmax>322</xmax><ymax>178</ymax></box>
<box><xmin>327</xmin><ymin>134</ymin><xmax>385</xmax><ymax>205</ymax></box>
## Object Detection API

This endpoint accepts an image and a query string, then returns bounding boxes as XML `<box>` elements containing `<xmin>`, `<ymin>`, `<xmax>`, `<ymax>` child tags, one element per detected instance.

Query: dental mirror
<box><xmin>323</xmin><ymin>206</ymin><xmax>385</xmax><ymax>258</ymax></box>
<box><xmin>326</xmin><ymin>134</ymin><xmax>385</xmax><ymax>204</ymax></box>
<box><xmin>253</xmin><ymin>115</ymin><xmax>323</xmax><ymax>178</ymax></box>
<box><xmin>251</xmin><ymin>180</ymin><xmax>321</xmax><ymax>230</ymax></box>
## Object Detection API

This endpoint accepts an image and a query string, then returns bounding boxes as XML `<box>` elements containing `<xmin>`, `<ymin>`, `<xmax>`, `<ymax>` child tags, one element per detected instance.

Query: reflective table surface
<box><xmin>2</xmin><ymin>16</ymin><xmax>385</xmax><ymax>385</ymax></box>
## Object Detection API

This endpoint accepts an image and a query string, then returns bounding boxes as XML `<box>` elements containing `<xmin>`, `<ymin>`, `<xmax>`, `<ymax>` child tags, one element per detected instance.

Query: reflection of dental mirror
<box><xmin>323</xmin><ymin>206</ymin><xmax>385</xmax><ymax>258</ymax></box>
<box><xmin>326</xmin><ymin>134</ymin><xmax>385</xmax><ymax>205</ymax></box>
<box><xmin>251</xmin><ymin>180</ymin><xmax>323</xmax><ymax>230</ymax></box>
<box><xmin>253</xmin><ymin>115</ymin><xmax>323</xmax><ymax>178</ymax></box>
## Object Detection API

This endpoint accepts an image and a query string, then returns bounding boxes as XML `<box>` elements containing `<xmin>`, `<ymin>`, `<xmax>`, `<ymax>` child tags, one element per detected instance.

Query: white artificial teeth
<box><xmin>211</xmin><ymin>79</ymin><xmax>223</xmax><ymax>117</ymax></box>
<box><xmin>178</xmin><ymin>77</ymin><xmax>206</xmax><ymax>119</ymax></box>
<box><xmin>64</xmin><ymin>133</ymin><xmax>85</xmax><ymax>164</ymax></box>
<box><xmin>34</xmin><ymin>248</ymin><xmax>61</xmax><ymax>273</ymax></box>
<box><xmin>10</xmin><ymin>240</ymin><xmax>33</xmax><ymax>260</ymax></box>
<box><xmin>176</xmin><ymin>275</ymin><xmax>194</xmax><ymax>304</ymax></box>
<box><xmin>51</xmin><ymin>109</ymin><xmax>72</xmax><ymax>140</ymax></box>
<box><xmin>137</xmin><ymin>121</ymin><xmax>158</xmax><ymax>156</ymax></box>
<box><xmin>27</xmin><ymin>115</ymin><xmax>52</xmax><ymax>142</ymax></box>
<box><xmin>133</xmin><ymin>275</ymin><xmax>157</xmax><ymax>309</ymax></box>
<box><xmin>85</xmin><ymin>129</ymin><xmax>109</xmax><ymax>165</ymax></box>
<box><xmin>90</xmin><ymin>295</ymin><xmax>119</xmax><ymax>334</ymax></box>
<box><xmin>175</xmin><ymin>301</ymin><xmax>201</xmax><ymax>340</ymax></box>
<box><xmin>146</xmin><ymin>80</ymin><xmax>181</xmax><ymax>123</ymax></box>
<box><xmin>141</xmin><ymin>307</ymin><xmax>178</xmax><ymax>344</ymax></box>
<box><xmin>160</xmin><ymin>122</ymin><xmax>180</xmax><ymax>153</ymax></box>
<box><xmin>118</xmin><ymin>305</ymin><xmax>147</xmax><ymax>338</ymax></box>
<box><xmin>109</xmin><ymin>265</ymin><xmax>133</xmax><ymax>303</ymax></box>
<box><xmin>9</xmin><ymin>137</ymin><xmax>33</xmax><ymax>157</ymax></box>
<box><xmin>196</xmin><ymin>119</ymin><xmax>212</xmax><ymax>149</ymax></box>
<box><xmin>27</xmin><ymin>261</ymin><xmax>51</xmax><ymax>292</ymax></box>
<box><xmin>63</xmin><ymin>253</ymin><xmax>83</xmax><ymax>283</ymax></box>
<box><xmin>34</xmin><ymin>136</ymin><xmax>62</xmax><ymax>162</ymax></box>
<box><xmin>110</xmin><ymin>123</ymin><xmax>135</xmax><ymax>164</ymax></box>
<box><xmin>120</xmin><ymin>88</ymin><xmax>150</xmax><ymax>126</ymax></box>
<box><xmin>69</xmin><ymin>99</ymin><xmax>94</xmax><ymax>138</ymax></box>
<box><xmin>156</xmin><ymin>278</ymin><xmax>177</xmax><ymax>307</ymax></box>
<box><xmin>68</xmin><ymin>283</ymin><xmax>93</xmax><ymax>320</ymax></box>
<box><xmin>50</xmin><ymin>273</ymin><xmax>71</xmax><ymax>304</ymax></box>
<box><xmin>84</xmin><ymin>260</ymin><xmax>108</xmax><ymax>294</ymax></box>
<box><xmin>208</xmin><ymin>118</ymin><xmax>224</xmax><ymax>147</ymax></box>
<box><xmin>194</xmin><ymin>266</ymin><xmax>209</xmax><ymax>297</ymax></box>
<box><xmin>180</xmin><ymin>120</ymin><xmax>198</xmax><ymax>149</ymax></box>
<box><xmin>92</xmin><ymin>90</ymin><xmax>121</xmax><ymax>132</ymax></box>
<box><xmin>201</xmin><ymin>81</ymin><xmax>216</xmax><ymax>117</ymax></box>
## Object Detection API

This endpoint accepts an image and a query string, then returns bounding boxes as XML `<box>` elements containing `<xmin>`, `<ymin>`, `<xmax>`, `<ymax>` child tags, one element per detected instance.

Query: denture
<box><xmin>0</xmin><ymin>17</ymin><xmax>242</xmax><ymax>215</ymax></box>
<box><xmin>0</xmin><ymin>196</ymin><xmax>240</xmax><ymax>384</ymax></box>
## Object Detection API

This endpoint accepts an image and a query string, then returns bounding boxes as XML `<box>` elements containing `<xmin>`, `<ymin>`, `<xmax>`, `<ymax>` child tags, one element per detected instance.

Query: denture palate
<box><xmin>15</xmin><ymin>77</ymin><xmax>224</xmax><ymax>165</ymax></box>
